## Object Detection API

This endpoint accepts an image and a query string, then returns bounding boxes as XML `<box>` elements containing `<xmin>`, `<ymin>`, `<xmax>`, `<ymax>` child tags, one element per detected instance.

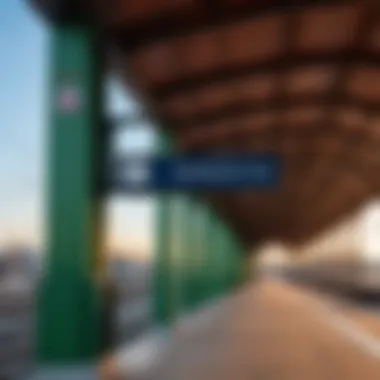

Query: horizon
<box><xmin>0</xmin><ymin>242</ymin><xmax>151</xmax><ymax>262</ymax></box>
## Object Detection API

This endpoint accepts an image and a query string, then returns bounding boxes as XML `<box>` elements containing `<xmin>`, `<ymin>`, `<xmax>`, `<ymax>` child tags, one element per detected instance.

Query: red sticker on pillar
<box><xmin>57</xmin><ymin>83</ymin><xmax>81</xmax><ymax>114</ymax></box>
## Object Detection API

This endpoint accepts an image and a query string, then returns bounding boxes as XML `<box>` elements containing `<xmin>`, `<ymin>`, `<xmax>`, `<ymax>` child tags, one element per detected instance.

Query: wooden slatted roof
<box><xmin>35</xmin><ymin>0</ymin><xmax>380</xmax><ymax>245</ymax></box>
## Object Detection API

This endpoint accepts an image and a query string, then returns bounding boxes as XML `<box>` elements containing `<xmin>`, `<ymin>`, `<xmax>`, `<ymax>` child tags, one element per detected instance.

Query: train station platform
<box><xmin>105</xmin><ymin>279</ymin><xmax>380</xmax><ymax>380</ymax></box>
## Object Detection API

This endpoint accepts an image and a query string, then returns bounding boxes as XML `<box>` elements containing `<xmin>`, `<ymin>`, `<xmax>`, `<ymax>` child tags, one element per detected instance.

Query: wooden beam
<box><xmin>298</xmin><ymin>3</ymin><xmax>379</xmax><ymax>197</ymax></box>
<box><xmin>152</xmin><ymin>51</ymin><xmax>380</xmax><ymax>99</ymax></box>
<box><xmin>177</xmin><ymin>103</ymin><xmax>380</xmax><ymax>149</ymax></box>
<box><xmin>112</xmin><ymin>0</ymin><xmax>344</xmax><ymax>52</ymax></box>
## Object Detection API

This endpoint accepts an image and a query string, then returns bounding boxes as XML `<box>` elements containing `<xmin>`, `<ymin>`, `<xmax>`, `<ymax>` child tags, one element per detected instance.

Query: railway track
<box><xmin>280</xmin><ymin>262</ymin><xmax>380</xmax><ymax>308</ymax></box>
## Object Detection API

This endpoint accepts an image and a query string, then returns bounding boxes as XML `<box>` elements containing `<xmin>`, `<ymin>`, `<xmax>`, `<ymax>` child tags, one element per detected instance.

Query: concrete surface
<box><xmin>108</xmin><ymin>280</ymin><xmax>380</xmax><ymax>380</ymax></box>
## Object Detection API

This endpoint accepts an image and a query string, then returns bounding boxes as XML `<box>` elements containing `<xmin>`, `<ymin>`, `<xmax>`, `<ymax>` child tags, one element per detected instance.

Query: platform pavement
<box><xmin>100</xmin><ymin>279</ymin><xmax>380</xmax><ymax>380</ymax></box>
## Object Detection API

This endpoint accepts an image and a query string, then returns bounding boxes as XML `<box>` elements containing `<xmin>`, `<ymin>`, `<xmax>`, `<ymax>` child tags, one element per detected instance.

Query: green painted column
<box><xmin>215</xmin><ymin>219</ymin><xmax>225</xmax><ymax>295</ymax></box>
<box><xmin>153</xmin><ymin>132</ymin><xmax>175</xmax><ymax>325</ymax></box>
<box><xmin>196</xmin><ymin>202</ymin><xmax>212</xmax><ymax>305</ymax></box>
<box><xmin>208</xmin><ymin>211</ymin><xmax>224</xmax><ymax>299</ymax></box>
<box><xmin>228</xmin><ymin>231</ymin><xmax>242</xmax><ymax>290</ymax></box>
<box><xmin>203</xmin><ymin>204</ymin><xmax>218</xmax><ymax>303</ymax></box>
<box><xmin>168</xmin><ymin>194</ymin><xmax>190</xmax><ymax>314</ymax></box>
<box><xmin>179</xmin><ymin>195</ymin><xmax>202</xmax><ymax>312</ymax></box>
<box><xmin>216</xmin><ymin>226</ymin><xmax>239</xmax><ymax>293</ymax></box>
<box><xmin>153</xmin><ymin>193</ymin><xmax>174</xmax><ymax>324</ymax></box>
<box><xmin>218</xmin><ymin>218</ymin><xmax>230</xmax><ymax>296</ymax></box>
<box><xmin>176</xmin><ymin>195</ymin><xmax>189</xmax><ymax>312</ymax></box>
<box><xmin>168</xmin><ymin>194</ymin><xmax>186</xmax><ymax>317</ymax></box>
<box><xmin>218</xmin><ymin>221</ymin><xmax>241</xmax><ymax>295</ymax></box>
<box><xmin>235</xmin><ymin>241</ymin><xmax>249</xmax><ymax>286</ymax></box>
<box><xmin>191</xmin><ymin>200</ymin><xmax>207</xmax><ymax>308</ymax></box>
<box><xmin>223</xmin><ymin>222</ymin><xmax>233</xmax><ymax>293</ymax></box>
<box><xmin>36</xmin><ymin>26</ymin><xmax>106</xmax><ymax>377</ymax></box>
<box><xmin>219</xmin><ymin>220</ymin><xmax>232</xmax><ymax>295</ymax></box>
<box><xmin>231</xmin><ymin>235</ymin><xmax>243</xmax><ymax>288</ymax></box>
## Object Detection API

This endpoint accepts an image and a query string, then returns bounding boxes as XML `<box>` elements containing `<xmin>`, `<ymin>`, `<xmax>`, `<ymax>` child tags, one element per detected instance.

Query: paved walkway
<box><xmin>104</xmin><ymin>280</ymin><xmax>380</xmax><ymax>380</ymax></box>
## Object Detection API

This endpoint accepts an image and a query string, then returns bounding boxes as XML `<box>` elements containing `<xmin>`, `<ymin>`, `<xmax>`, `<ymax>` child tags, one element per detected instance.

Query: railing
<box><xmin>0</xmin><ymin>294</ymin><xmax>34</xmax><ymax>380</ymax></box>
<box><xmin>0</xmin><ymin>276</ymin><xmax>151</xmax><ymax>379</ymax></box>
<box><xmin>115</xmin><ymin>296</ymin><xmax>151</xmax><ymax>344</ymax></box>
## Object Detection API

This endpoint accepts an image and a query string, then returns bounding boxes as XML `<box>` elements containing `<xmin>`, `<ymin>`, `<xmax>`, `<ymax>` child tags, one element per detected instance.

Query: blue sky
<box><xmin>0</xmin><ymin>2</ymin><xmax>155</xmax><ymax>256</ymax></box>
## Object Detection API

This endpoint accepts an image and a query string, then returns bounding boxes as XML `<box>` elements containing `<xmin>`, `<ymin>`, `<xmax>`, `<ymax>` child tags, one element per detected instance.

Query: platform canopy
<box><xmin>33</xmin><ymin>0</ymin><xmax>380</xmax><ymax>245</ymax></box>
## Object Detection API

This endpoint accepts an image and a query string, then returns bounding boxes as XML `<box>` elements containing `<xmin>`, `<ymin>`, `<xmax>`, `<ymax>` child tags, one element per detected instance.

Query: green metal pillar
<box><xmin>177</xmin><ymin>195</ymin><xmax>189</xmax><ymax>312</ymax></box>
<box><xmin>235</xmin><ymin>241</ymin><xmax>249</xmax><ymax>286</ymax></box>
<box><xmin>208</xmin><ymin>211</ymin><xmax>223</xmax><ymax>299</ymax></box>
<box><xmin>191</xmin><ymin>200</ymin><xmax>207</xmax><ymax>308</ymax></box>
<box><xmin>153</xmin><ymin>193</ymin><xmax>174</xmax><ymax>325</ymax></box>
<box><xmin>229</xmin><ymin>231</ymin><xmax>243</xmax><ymax>290</ymax></box>
<box><xmin>168</xmin><ymin>194</ymin><xmax>190</xmax><ymax>314</ymax></box>
<box><xmin>218</xmin><ymin>220</ymin><xmax>230</xmax><ymax>295</ymax></box>
<box><xmin>222</xmin><ymin>226</ymin><xmax>234</xmax><ymax>292</ymax></box>
<box><xmin>195</xmin><ymin>202</ymin><xmax>211</xmax><ymax>305</ymax></box>
<box><xmin>231</xmin><ymin>234</ymin><xmax>242</xmax><ymax>288</ymax></box>
<box><xmin>169</xmin><ymin>194</ymin><xmax>186</xmax><ymax>317</ymax></box>
<box><xmin>218</xmin><ymin>218</ymin><xmax>230</xmax><ymax>296</ymax></box>
<box><xmin>217</xmin><ymin>220</ymin><xmax>241</xmax><ymax>295</ymax></box>
<box><xmin>36</xmin><ymin>26</ymin><xmax>106</xmax><ymax>378</ymax></box>
<box><xmin>153</xmin><ymin>132</ymin><xmax>175</xmax><ymax>325</ymax></box>
<box><xmin>203</xmin><ymin>205</ymin><xmax>217</xmax><ymax>301</ymax></box>
<box><xmin>179</xmin><ymin>195</ymin><xmax>202</xmax><ymax>312</ymax></box>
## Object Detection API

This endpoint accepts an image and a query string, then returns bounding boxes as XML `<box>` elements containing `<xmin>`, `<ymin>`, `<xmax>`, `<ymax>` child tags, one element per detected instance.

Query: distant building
<box><xmin>0</xmin><ymin>245</ymin><xmax>41</xmax><ymax>280</ymax></box>
<box><xmin>107</xmin><ymin>256</ymin><xmax>150</xmax><ymax>283</ymax></box>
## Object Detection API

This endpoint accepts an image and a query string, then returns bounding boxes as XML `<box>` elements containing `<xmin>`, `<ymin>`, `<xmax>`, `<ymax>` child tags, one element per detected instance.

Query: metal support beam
<box><xmin>153</xmin><ymin>193</ymin><xmax>175</xmax><ymax>325</ymax></box>
<box><xmin>178</xmin><ymin>195</ymin><xmax>194</xmax><ymax>312</ymax></box>
<box><xmin>196</xmin><ymin>202</ymin><xmax>212</xmax><ymax>305</ymax></box>
<box><xmin>153</xmin><ymin>132</ymin><xmax>175</xmax><ymax>325</ymax></box>
<box><xmin>192</xmin><ymin>200</ymin><xmax>208</xmax><ymax>307</ymax></box>
<box><xmin>218</xmin><ymin>221</ymin><xmax>230</xmax><ymax>294</ymax></box>
<box><xmin>235</xmin><ymin>241</ymin><xmax>249</xmax><ymax>286</ymax></box>
<box><xmin>202</xmin><ymin>204</ymin><xmax>216</xmax><ymax>301</ymax></box>
<box><xmin>35</xmin><ymin>25</ymin><xmax>107</xmax><ymax>378</ymax></box>
<box><xmin>209</xmin><ymin>213</ymin><xmax>226</xmax><ymax>298</ymax></box>
<box><xmin>179</xmin><ymin>196</ymin><xmax>208</xmax><ymax>311</ymax></box>
<box><xmin>225</xmin><ymin>228</ymin><xmax>239</xmax><ymax>291</ymax></box>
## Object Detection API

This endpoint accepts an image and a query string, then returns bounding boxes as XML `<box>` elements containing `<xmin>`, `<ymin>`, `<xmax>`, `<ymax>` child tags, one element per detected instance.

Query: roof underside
<box><xmin>55</xmin><ymin>1</ymin><xmax>380</xmax><ymax>245</ymax></box>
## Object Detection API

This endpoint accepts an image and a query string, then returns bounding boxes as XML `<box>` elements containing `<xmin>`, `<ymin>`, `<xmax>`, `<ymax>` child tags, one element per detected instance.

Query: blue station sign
<box><xmin>112</xmin><ymin>154</ymin><xmax>281</xmax><ymax>193</ymax></box>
